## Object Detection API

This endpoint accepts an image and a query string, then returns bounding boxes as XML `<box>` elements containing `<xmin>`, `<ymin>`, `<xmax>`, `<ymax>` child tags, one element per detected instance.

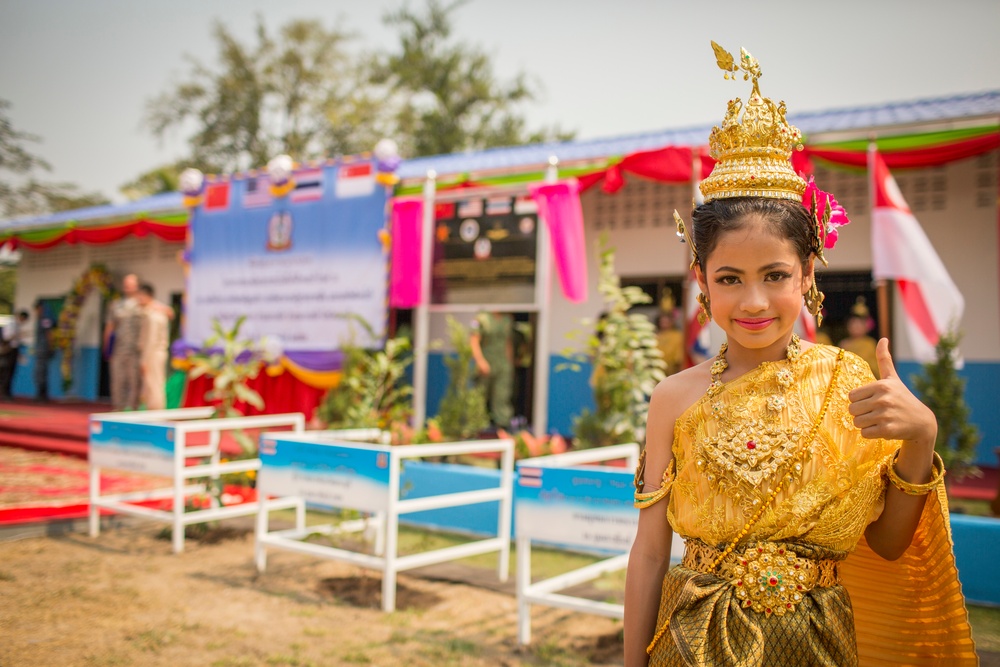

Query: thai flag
<box><xmin>291</xmin><ymin>168</ymin><xmax>324</xmax><ymax>202</ymax></box>
<box><xmin>518</xmin><ymin>466</ymin><xmax>542</xmax><ymax>487</ymax></box>
<box><xmin>242</xmin><ymin>175</ymin><xmax>272</xmax><ymax>208</ymax></box>
<box><xmin>869</xmin><ymin>147</ymin><xmax>964</xmax><ymax>362</ymax></box>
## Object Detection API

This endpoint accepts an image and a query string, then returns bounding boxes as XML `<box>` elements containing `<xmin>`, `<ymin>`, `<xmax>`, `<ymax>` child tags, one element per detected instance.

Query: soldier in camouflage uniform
<box><xmin>103</xmin><ymin>274</ymin><xmax>144</xmax><ymax>410</ymax></box>
<box><xmin>469</xmin><ymin>311</ymin><xmax>514</xmax><ymax>429</ymax></box>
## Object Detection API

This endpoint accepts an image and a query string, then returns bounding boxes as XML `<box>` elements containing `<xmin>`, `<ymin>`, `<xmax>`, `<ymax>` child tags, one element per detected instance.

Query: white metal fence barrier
<box><xmin>88</xmin><ymin>408</ymin><xmax>306</xmax><ymax>553</ymax></box>
<box><xmin>254</xmin><ymin>432</ymin><xmax>515</xmax><ymax>612</ymax></box>
<box><xmin>515</xmin><ymin>443</ymin><xmax>641</xmax><ymax>646</ymax></box>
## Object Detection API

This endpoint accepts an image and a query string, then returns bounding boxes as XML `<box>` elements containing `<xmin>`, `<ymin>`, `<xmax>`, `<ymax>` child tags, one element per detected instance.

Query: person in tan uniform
<box><xmin>838</xmin><ymin>297</ymin><xmax>879</xmax><ymax>379</ymax></box>
<box><xmin>137</xmin><ymin>283</ymin><xmax>170</xmax><ymax>410</ymax></box>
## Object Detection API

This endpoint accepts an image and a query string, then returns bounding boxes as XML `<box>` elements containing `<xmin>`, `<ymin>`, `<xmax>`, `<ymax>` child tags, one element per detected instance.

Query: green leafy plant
<box><xmin>316</xmin><ymin>334</ymin><xmax>414</xmax><ymax>431</ymax></box>
<box><xmin>188</xmin><ymin>316</ymin><xmax>277</xmax><ymax>455</ymax></box>
<box><xmin>436</xmin><ymin>316</ymin><xmax>490</xmax><ymax>440</ymax></box>
<box><xmin>912</xmin><ymin>331</ymin><xmax>981</xmax><ymax>483</ymax></box>
<box><xmin>563</xmin><ymin>239</ymin><xmax>666</xmax><ymax>448</ymax></box>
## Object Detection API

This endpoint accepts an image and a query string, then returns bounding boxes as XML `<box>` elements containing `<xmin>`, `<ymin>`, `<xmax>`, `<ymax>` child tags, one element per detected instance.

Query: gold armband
<box><xmin>633</xmin><ymin>449</ymin><xmax>675</xmax><ymax>509</ymax></box>
<box><xmin>886</xmin><ymin>448</ymin><xmax>945</xmax><ymax>496</ymax></box>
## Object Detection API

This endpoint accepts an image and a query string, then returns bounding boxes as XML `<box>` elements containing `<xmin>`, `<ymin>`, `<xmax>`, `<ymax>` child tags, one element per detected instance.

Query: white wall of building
<box><xmin>17</xmin><ymin>235</ymin><xmax>186</xmax><ymax>347</ymax></box>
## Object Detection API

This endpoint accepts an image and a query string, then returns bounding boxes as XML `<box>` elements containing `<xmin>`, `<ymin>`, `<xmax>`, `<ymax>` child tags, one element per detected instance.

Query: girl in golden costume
<box><xmin>624</xmin><ymin>44</ymin><xmax>977</xmax><ymax>667</ymax></box>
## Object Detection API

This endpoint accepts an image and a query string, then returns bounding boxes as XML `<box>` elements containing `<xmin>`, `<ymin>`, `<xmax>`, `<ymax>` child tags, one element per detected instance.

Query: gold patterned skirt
<box><xmin>649</xmin><ymin>541</ymin><xmax>855</xmax><ymax>667</ymax></box>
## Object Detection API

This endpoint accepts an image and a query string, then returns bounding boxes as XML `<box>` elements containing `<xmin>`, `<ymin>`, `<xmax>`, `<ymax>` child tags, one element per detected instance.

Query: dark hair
<box><xmin>139</xmin><ymin>283</ymin><xmax>155</xmax><ymax>297</ymax></box>
<box><xmin>690</xmin><ymin>198</ymin><xmax>813</xmax><ymax>271</ymax></box>
<box><xmin>17</xmin><ymin>310</ymin><xmax>28</xmax><ymax>319</ymax></box>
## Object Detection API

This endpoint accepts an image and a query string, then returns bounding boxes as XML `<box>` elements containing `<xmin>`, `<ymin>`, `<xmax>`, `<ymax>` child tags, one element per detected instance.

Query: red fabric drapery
<box><xmin>182</xmin><ymin>370</ymin><xmax>327</xmax><ymax>422</ymax></box>
<box><xmin>10</xmin><ymin>218</ymin><xmax>188</xmax><ymax>250</ymax></box>
<box><xmin>795</xmin><ymin>132</ymin><xmax>1000</xmax><ymax>173</ymax></box>
<box><xmin>579</xmin><ymin>146</ymin><xmax>695</xmax><ymax>192</ymax></box>
<box><xmin>580</xmin><ymin>132</ymin><xmax>1000</xmax><ymax>193</ymax></box>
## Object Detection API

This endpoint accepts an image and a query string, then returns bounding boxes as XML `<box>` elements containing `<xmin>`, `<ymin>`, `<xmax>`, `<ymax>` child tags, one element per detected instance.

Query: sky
<box><xmin>1</xmin><ymin>0</ymin><xmax>999</xmax><ymax>204</ymax></box>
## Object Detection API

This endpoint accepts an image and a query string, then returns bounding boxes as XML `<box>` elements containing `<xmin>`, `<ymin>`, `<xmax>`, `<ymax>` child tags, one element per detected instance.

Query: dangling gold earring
<box><xmin>697</xmin><ymin>293</ymin><xmax>712</xmax><ymax>325</ymax></box>
<box><xmin>804</xmin><ymin>283</ymin><xmax>825</xmax><ymax>327</ymax></box>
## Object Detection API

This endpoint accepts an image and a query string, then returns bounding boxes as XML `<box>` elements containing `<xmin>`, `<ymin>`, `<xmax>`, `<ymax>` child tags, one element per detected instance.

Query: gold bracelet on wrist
<box><xmin>886</xmin><ymin>448</ymin><xmax>945</xmax><ymax>496</ymax></box>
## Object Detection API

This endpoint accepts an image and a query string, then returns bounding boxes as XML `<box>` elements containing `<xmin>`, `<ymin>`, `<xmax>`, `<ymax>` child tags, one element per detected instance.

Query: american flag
<box><xmin>242</xmin><ymin>176</ymin><xmax>273</xmax><ymax>208</ymax></box>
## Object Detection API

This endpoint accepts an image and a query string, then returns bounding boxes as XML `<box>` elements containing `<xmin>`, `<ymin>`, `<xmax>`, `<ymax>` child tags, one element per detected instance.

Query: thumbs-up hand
<box><xmin>847</xmin><ymin>338</ymin><xmax>937</xmax><ymax>445</ymax></box>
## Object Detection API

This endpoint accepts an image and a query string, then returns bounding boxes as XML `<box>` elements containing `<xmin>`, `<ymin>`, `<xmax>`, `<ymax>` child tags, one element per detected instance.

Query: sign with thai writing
<box><xmin>258</xmin><ymin>436</ymin><xmax>390</xmax><ymax>512</ymax></box>
<box><xmin>515</xmin><ymin>464</ymin><xmax>638</xmax><ymax>552</ymax></box>
<box><xmin>89</xmin><ymin>419</ymin><xmax>175</xmax><ymax>477</ymax></box>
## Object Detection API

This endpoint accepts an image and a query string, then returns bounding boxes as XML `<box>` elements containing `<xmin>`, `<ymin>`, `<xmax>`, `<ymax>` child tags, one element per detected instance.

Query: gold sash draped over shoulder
<box><xmin>651</xmin><ymin>344</ymin><xmax>976</xmax><ymax>666</ymax></box>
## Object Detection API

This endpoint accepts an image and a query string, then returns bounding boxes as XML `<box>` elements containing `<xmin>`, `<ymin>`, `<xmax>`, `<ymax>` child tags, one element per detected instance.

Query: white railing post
<box><xmin>411</xmin><ymin>170</ymin><xmax>437</xmax><ymax>430</ymax></box>
<box><xmin>172</xmin><ymin>429</ymin><xmax>187</xmax><ymax>554</ymax></box>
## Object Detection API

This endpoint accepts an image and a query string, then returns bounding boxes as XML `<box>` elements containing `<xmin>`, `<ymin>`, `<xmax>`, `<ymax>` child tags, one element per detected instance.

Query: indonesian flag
<box><xmin>869</xmin><ymin>146</ymin><xmax>964</xmax><ymax>362</ymax></box>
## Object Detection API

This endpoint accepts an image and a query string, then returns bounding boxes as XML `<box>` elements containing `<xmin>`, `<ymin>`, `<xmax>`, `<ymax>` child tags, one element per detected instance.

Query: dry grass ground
<box><xmin>2</xmin><ymin>514</ymin><xmax>998</xmax><ymax>666</ymax></box>
<box><xmin>0</xmin><ymin>518</ymin><xmax>624</xmax><ymax>667</ymax></box>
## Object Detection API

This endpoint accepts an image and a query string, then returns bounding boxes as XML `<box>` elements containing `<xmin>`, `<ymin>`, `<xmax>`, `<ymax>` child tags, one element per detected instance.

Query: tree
<box><xmin>563</xmin><ymin>239</ymin><xmax>666</xmax><ymax>448</ymax></box>
<box><xmin>912</xmin><ymin>331</ymin><xmax>981</xmax><ymax>482</ymax></box>
<box><xmin>372</xmin><ymin>0</ymin><xmax>572</xmax><ymax>157</ymax></box>
<box><xmin>0</xmin><ymin>99</ymin><xmax>107</xmax><ymax>218</ymax></box>
<box><xmin>145</xmin><ymin>17</ymin><xmax>379</xmax><ymax>174</ymax></box>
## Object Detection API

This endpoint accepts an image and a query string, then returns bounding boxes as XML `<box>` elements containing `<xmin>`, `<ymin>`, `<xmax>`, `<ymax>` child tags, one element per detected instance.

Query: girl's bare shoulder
<box><xmin>650</xmin><ymin>359</ymin><xmax>712</xmax><ymax>422</ymax></box>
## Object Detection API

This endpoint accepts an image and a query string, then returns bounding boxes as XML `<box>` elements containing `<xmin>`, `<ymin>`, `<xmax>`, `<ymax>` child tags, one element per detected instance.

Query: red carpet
<box><xmin>0</xmin><ymin>446</ymin><xmax>168</xmax><ymax>525</ymax></box>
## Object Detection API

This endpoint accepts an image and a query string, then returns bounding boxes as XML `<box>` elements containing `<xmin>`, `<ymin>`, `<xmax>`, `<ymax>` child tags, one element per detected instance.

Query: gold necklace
<box><xmin>707</xmin><ymin>333</ymin><xmax>801</xmax><ymax>396</ymax></box>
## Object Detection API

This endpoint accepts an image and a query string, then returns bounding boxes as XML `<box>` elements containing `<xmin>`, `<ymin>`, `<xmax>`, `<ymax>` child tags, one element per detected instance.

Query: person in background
<box><xmin>103</xmin><ymin>274</ymin><xmax>145</xmax><ymax>410</ymax></box>
<box><xmin>839</xmin><ymin>296</ymin><xmax>880</xmax><ymax>378</ymax></box>
<box><xmin>137</xmin><ymin>283</ymin><xmax>170</xmax><ymax>410</ymax></box>
<box><xmin>0</xmin><ymin>310</ymin><xmax>29</xmax><ymax>399</ymax></box>
<box><xmin>655</xmin><ymin>293</ymin><xmax>684</xmax><ymax>377</ymax></box>
<box><xmin>32</xmin><ymin>300</ymin><xmax>55</xmax><ymax>402</ymax></box>
<box><xmin>470</xmin><ymin>311</ymin><xmax>514</xmax><ymax>430</ymax></box>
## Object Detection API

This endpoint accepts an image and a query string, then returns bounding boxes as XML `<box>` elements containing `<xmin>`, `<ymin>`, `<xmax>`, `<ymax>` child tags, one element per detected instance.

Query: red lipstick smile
<box><xmin>734</xmin><ymin>318</ymin><xmax>775</xmax><ymax>331</ymax></box>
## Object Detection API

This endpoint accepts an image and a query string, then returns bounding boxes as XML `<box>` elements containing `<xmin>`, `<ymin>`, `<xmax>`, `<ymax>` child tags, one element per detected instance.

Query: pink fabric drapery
<box><xmin>389</xmin><ymin>197</ymin><xmax>423</xmax><ymax>308</ymax></box>
<box><xmin>530</xmin><ymin>179</ymin><xmax>588</xmax><ymax>303</ymax></box>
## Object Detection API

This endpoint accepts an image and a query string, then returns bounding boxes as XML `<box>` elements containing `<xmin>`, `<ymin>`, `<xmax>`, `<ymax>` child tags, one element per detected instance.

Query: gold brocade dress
<box><xmin>649</xmin><ymin>344</ymin><xmax>977</xmax><ymax>667</ymax></box>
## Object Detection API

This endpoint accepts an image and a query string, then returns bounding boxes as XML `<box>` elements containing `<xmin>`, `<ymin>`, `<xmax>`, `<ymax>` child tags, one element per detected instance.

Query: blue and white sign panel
<box><xmin>89</xmin><ymin>419</ymin><xmax>176</xmax><ymax>477</ymax></box>
<box><xmin>258</xmin><ymin>436</ymin><xmax>391</xmax><ymax>512</ymax></box>
<box><xmin>515</xmin><ymin>465</ymin><xmax>638</xmax><ymax>552</ymax></box>
<box><xmin>186</xmin><ymin>160</ymin><xmax>388</xmax><ymax>351</ymax></box>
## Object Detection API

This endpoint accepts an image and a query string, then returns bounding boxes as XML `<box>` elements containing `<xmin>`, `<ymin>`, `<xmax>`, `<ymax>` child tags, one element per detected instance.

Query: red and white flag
<box><xmin>869</xmin><ymin>146</ymin><xmax>963</xmax><ymax>361</ymax></box>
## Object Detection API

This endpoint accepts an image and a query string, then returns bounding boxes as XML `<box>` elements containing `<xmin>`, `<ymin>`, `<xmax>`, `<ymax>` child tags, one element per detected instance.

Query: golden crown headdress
<box><xmin>674</xmin><ymin>43</ymin><xmax>851</xmax><ymax>327</ymax></box>
<box><xmin>698</xmin><ymin>42</ymin><xmax>806</xmax><ymax>203</ymax></box>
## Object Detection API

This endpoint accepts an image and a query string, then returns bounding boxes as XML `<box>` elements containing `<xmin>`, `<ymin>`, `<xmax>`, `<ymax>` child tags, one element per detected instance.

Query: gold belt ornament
<box><xmin>682</xmin><ymin>541</ymin><xmax>839</xmax><ymax>617</ymax></box>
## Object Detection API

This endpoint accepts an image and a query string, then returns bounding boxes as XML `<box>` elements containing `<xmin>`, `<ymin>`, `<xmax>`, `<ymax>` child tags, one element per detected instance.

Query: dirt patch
<box><xmin>0</xmin><ymin>519</ymin><xmax>624</xmax><ymax>666</ymax></box>
<box><xmin>317</xmin><ymin>575</ymin><xmax>443</xmax><ymax>611</ymax></box>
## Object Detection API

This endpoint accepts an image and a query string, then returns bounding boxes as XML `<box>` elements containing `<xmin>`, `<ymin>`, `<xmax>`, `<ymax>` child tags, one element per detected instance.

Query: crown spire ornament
<box><xmin>698</xmin><ymin>42</ymin><xmax>807</xmax><ymax>203</ymax></box>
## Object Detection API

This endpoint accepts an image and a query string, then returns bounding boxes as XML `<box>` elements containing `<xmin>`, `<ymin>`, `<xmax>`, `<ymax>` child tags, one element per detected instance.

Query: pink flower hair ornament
<box><xmin>801</xmin><ymin>177</ymin><xmax>850</xmax><ymax>266</ymax></box>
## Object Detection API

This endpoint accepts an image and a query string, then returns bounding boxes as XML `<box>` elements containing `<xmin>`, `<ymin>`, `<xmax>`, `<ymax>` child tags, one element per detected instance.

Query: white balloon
<box><xmin>374</xmin><ymin>138</ymin><xmax>399</xmax><ymax>161</ymax></box>
<box><xmin>179</xmin><ymin>168</ymin><xmax>204</xmax><ymax>194</ymax></box>
<box><xmin>267</xmin><ymin>154</ymin><xmax>294</xmax><ymax>183</ymax></box>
